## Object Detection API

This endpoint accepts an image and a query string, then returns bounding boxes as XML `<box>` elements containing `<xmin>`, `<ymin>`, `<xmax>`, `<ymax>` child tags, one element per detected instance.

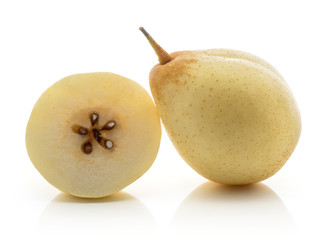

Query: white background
<box><xmin>1</xmin><ymin>0</ymin><xmax>324</xmax><ymax>239</ymax></box>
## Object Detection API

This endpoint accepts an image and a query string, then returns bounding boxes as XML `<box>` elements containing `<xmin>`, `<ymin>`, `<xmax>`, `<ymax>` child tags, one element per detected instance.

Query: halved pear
<box><xmin>26</xmin><ymin>72</ymin><xmax>161</xmax><ymax>198</ymax></box>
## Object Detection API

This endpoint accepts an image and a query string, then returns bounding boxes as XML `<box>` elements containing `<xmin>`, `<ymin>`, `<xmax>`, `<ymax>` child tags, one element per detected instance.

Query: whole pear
<box><xmin>140</xmin><ymin>27</ymin><xmax>301</xmax><ymax>185</ymax></box>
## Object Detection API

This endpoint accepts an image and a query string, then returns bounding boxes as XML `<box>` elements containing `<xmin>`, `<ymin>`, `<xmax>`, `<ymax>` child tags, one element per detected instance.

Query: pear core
<box><xmin>26</xmin><ymin>72</ymin><xmax>161</xmax><ymax>197</ymax></box>
<box><xmin>149</xmin><ymin>49</ymin><xmax>301</xmax><ymax>185</ymax></box>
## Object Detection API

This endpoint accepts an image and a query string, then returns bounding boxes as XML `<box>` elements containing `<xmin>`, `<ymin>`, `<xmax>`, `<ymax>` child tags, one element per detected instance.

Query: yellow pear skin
<box><xmin>140</xmin><ymin>28</ymin><xmax>301</xmax><ymax>185</ymax></box>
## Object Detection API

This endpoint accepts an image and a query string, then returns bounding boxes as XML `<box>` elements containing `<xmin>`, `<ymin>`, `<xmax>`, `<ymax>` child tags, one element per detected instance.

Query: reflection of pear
<box><xmin>39</xmin><ymin>191</ymin><xmax>157</xmax><ymax>234</ymax></box>
<box><xmin>140</xmin><ymin>27</ymin><xmax>301</xmax><ymax>185</ymax></box>
<box><xmin>170</xmin><ymin>182</ymin><xmax>294</xmax><ymax>233</ymax></box>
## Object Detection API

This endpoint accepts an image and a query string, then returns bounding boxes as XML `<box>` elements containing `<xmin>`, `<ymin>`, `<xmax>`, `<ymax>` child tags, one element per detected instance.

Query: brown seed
<box><xmin>82</xmin><ymin>142</ymin><xmax>92</xmax><ymax>154</ymax></box>
<box><xmin>78</xmin><ymin>127</ymin><xmax>88</xmax><ymax>135</ymax></box>
<box><xmin>90</xmin><ymin>112</ymin><xmax>99</xmax><ymax>126</ymax></box>
<box><xmin>101</xmin><ymin>121</ymin><xmax>116</xmax><ymax>131</ymax></box>
<box><xmin>72</xmin><ymin>124</ymin><xmax>88</xmax><ymax>135</ymax></box>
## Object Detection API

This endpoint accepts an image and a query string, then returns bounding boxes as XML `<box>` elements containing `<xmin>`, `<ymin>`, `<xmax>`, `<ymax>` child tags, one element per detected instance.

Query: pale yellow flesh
<box><xmin>26</xmin><ymin>72</ymin><xmax>161</xmax><ymax>198</ymax></box>
<box><xmin>150</xmin><ymin>49</ymin><xmax>301</xmax><ymax>185</ymax></box>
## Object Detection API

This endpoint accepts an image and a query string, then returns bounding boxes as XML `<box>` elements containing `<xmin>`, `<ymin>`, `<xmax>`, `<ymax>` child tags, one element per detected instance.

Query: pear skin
<box><xmin>140</xmin><ymin>28</ymin><xmax>301</xmax><ymax>185</ymax></box>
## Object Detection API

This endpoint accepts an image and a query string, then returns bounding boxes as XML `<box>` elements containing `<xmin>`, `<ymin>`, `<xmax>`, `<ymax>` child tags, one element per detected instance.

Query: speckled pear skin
<box><xmin>150</xmin><ymin>49</ymin><xmax>301</xmax><ymax>185</ymax></box>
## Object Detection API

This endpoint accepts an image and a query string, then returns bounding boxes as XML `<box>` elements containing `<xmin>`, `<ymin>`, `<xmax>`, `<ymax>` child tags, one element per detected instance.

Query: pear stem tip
<box><xmin>139</xmin><ymin>27</ymin><xmax>172</xmax><ymax>65</ymax></box>
<box><xmin>139</xmin><ymin>27</ymin><xmax>149</xmax><ymax>37</ymax></box>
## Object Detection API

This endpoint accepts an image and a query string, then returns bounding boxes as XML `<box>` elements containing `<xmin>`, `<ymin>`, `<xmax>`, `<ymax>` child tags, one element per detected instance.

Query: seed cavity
<box><xmin>72</xmin><ymin>112</ymin><xmax>116</xmax><ymax>154</ymax></box>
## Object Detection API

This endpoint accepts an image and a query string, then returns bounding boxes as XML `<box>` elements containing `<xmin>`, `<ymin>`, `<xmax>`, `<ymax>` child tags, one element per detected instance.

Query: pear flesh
<box><xmin>150</xmin><ymin>49</ymin><xmax>301</xmax><ymax>185</ymax></box>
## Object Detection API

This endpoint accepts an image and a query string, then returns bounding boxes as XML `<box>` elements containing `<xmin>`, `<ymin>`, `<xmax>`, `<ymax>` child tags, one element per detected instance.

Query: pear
<box><xmin>26</xmin><ymin>72</ymin><xmax>161</xmax><ymax>198</ymax></box>
<box><xmin>140</xmin><ymin>27</ymin><xmax>301</xmax><ymax>185</ymax></box>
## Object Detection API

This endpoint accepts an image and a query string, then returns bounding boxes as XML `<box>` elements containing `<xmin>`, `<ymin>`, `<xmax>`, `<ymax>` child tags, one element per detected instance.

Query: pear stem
<box><xmin>139</xmin><ymin>27</ymin><xmax>172</xmax><ymax>65</ymax></box>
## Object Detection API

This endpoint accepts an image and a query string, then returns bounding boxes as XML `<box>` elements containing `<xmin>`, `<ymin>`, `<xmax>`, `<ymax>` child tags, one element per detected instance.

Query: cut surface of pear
<box><xmin>26</xmin><ymin>72</ymin><xmax>161</xmax><ymax>198</ymax></box>
<box><xmin>141</xmin><ymin>28</ymin><xmax>301</xmax><ymax>185</ymax></box>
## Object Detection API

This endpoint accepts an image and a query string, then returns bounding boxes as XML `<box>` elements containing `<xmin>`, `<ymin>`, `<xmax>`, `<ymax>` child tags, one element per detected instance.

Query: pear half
<box><xmin>140</xmin><ymin>27</ymin><xmax>301</xmax><ymax>185</ymax></box>
<box><xmin>26</xmin><ymin>72</ymin><xmax>161</xmax><ymax>198</ymax></box>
